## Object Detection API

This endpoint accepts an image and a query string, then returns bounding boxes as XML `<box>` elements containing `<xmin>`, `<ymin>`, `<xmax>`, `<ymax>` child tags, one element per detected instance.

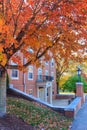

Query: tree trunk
<box><xmin>0</xmin><ymin>72</ymin><xmax>6</xmax><ymax>117</ymax></box>
<box><xmin>56</xmin><ymin>81</ymin><xmax>59</xmax><ymax>94</ymax></box>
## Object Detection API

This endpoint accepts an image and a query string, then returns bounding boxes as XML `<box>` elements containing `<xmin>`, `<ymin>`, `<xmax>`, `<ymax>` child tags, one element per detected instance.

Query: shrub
<box><xmin>62</xmin><ymin>75</ymin><xmax>87</xmax><ymax>93</ymax></box>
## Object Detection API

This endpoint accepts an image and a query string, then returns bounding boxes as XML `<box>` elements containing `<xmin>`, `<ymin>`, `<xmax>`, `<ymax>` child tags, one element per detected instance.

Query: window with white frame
<box><xmin>11</xmin><ymin>60</ymin><xmax>17</xmax><ymax>66</ymax></box>
<box><xmin>45</xmin><ymin>70</ymin><xmax>49</xmax><ymax>76</ymax></box>
<box><xmin>39</xmin><ymin>58</ymin><xmax>43</xmax><ymax>64</ymax></box>
<box><xmin>29</xmin><ymin>89</ymin><xmax>33</xmax><ymax>95</ymax></box>
<box><xmin>38</xmin><ymin>68</ymin><xmax>42</xmax><ymax>80</ymax></box>
<box><xmin>45</xmin><ymin>61</ymin><xmax>49</xmax><ymax>65</ymax></box>
<box><xmin>27</xmin><ymin>48</ymin><xmax>34</xmax><ymax>53</ymax></box>
<box><xmin>11</xmin><ymin>69</ymin><xmax>19</xmax><ymax>79</ymax></box>
<box><xmin>51</xmin><ymin>58</ymin><xmax>54</xmax><ymax>67</ymax></box>
<box><xmin>28</xmin><ymin>66</ymin><xmax>33</xmax><ymax>80</ymax></box>
<box><xmin>51</xmin><ymin>72</ymin><xmax>54</xmax><ymax>81</ymax></box>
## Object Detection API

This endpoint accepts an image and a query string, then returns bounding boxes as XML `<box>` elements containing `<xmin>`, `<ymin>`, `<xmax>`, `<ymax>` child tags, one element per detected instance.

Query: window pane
<box><xmin>12</xmin><ymin>69</ymin><xmax>18</xmax><ymax>78</ymax></box>
<box><xmin>38</xmin><ymin>68</ymin><xmax>42</xmax><ymax>80</ymax></box>
<box><xmin>28</xmin><ymin>66</ymin><xmax>33</xmax><ymax>80</ymax></box>
<box><xmin>51</xmin><ymin>58</ymin><xmax>54</xmax><ymax>67</ymax></box>
<box><xmin>45</xmin><ymin>70</ymin><xmax>48</xmax><ymax>76</ymax></box>
<box><xmin>51</xmin><ymin>72</ymin><xmax>54</xmax><ymax>80</ymax></box>
<box><xmin>28</xmin><ymin>72</ymin><xmax>33</xmax><ymax>79</ymax></box>
<box><xmin>38</xmin><ymin>75</ymin><xmax>42</xmax><ymax>80</ymax></box>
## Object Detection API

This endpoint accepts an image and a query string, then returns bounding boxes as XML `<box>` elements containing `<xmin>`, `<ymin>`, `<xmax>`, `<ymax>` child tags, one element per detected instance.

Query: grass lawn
<box><xmin>7</xmin><ymin>97</ymin><xmax>72</xmax><ymax>130</ymax></box>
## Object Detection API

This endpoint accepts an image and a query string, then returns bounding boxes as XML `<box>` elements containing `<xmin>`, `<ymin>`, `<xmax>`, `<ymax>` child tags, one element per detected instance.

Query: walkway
<box><xmin>71</xmin><ymin>96</ymin><xmax>87</xmax><ymax>130</ymax></box>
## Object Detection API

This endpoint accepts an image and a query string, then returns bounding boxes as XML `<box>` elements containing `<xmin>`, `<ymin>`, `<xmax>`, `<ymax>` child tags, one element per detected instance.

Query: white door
<box><xmin>39</xmin><ymin>88</ymin><xmax>45</xmax><ymax>101</ymax></box>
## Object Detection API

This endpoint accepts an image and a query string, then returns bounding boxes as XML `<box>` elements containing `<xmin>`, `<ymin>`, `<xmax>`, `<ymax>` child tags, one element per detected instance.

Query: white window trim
<box><xmin>45</xmin><ymin>70</ymin><xmax>49</xmax><ymax>76</ymax></box>
<box><xmin>45</xmin><ymin>61</ymin><xmax>49</xmax><ymax>65</ymax></box>
<box><xmin>11</xmin><ymin>69</ymin><xmax>19</xmax><ymax>80</ymax></box>
<box><xmin>38</xmin><ymin>68</ymin><xmax>42</xmax><ymax>80</ymax></box>
<box><xmin>28</xmin><ymin>66</ymin><xmax>33</xmax><ymax>80</ymax></box>
<box><xmin>11</xmin><ymin>60</ymin><xmax>17</xmax><ymax>66</ymax></box>
<box><xmin>29</xmin><ymin>89</ymin><xmax>33</xmax><ymax>95</ymax></box>
<box><xmin>38</xmin><ymin>68</ymin><xmax>42</xmax><ymax>75</ymax></box>
<box><xmin>51</xmin><ymin>58</ymin><xmax>54</xmax><ymax>67</ymax></box>
<box><xmin>51</xmin><ymin>72</ymin><xmax>54</xmax><ymax>81</ymax></box>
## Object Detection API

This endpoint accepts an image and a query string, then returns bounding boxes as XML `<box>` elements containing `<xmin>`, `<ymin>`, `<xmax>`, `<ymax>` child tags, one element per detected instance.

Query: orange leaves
<box><xmin>28</xmin><ymin>0</ymin><xmax>34</xmax><ymax>6</ymax></box>
<box><xmin>11</xmin><ymin>55</ymin><xmax>22</xmax><ymax>66</ymax></box>
<box><xmin>0</xmin><ymin>0</ymin><xmax>86</xmax><ymax>69</ymax></box>
<box><xmin>0</xmin><ymin>52</ymin><xmax>7</xmax><ymax>66</ymax></box>
<box><xmin>0</xmin><ymin>44</ymin><xmax>3</xmax><ymax>52</ymax></box>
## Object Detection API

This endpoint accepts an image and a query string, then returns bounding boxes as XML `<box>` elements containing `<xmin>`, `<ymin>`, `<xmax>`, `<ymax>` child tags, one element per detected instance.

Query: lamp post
<box><xmin>77</xmin><ymin>65</ymin><xmax>81</xmax><ymax>82</ymax></box>
<box><xmin>76</xmin><ymin>66</ymin><xmax>85</xmax><ymax>104</ymax></box>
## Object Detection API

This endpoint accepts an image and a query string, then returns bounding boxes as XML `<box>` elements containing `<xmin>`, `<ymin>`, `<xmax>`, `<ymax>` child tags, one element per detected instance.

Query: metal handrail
<box><xmin>36</xmin><ymin>75</ymin><xmax>53</xmax><ymax>82</ymax></box>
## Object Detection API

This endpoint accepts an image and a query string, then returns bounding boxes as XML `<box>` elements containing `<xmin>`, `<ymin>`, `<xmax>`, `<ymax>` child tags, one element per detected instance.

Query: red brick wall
<box><xmin>8</xmin><ymin>58</ymin><xmax>57</xmax><ymax>100</ymax></box>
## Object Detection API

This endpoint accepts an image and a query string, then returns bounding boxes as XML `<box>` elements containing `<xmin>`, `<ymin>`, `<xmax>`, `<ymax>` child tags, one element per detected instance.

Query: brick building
<box><xmin>8</xmin><ymin>56</ymin><xmax>57</xmax><ymax>104</ymax></box>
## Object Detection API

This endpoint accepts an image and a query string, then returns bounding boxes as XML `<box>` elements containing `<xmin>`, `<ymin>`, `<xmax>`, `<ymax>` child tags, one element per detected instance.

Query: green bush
<box><xmin>62</xmin><ymin>75</ymin><xmax>87</xmax><ymax>93</ymax></box>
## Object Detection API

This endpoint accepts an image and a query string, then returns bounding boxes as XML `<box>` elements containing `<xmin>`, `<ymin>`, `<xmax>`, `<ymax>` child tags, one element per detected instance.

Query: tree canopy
<box><xmin>62</xmin><ymin>75</ymin><xmax>87</xmax><ymax>93</ymax></box>
<box><xmin>0</xmin><ymin>0</ymin><xmax>87</xmax><ymax>72</ymax></box>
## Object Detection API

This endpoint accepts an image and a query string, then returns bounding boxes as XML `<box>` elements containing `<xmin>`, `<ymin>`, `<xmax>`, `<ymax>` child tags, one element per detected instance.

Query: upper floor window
<box><xmin>38</xmin><ymin>68</ymin><xmax>42</xmax><ymax>80</ymax></box>
<box><xmin>45</xmin><ymin>61</ymin><xmax>49</xmax><ymax>65</ymax></box>
<box><xmin>51</xmin><ymin>58</ymin><xmax>54</xmax><ymax>67</ymax></box>
<box><xmin>28</xmin><ymin>66</ymin><xmax>33</xmax><ymax>80</ymax></box>
<box><xmin>11</xmin><ymin>61</ymin><xmax>17</xmax><ymax>66</ymax></box>
<box><xmin>51</xmin><ymin>72</ymin><xmax>54</xmax><ymax>81</ymax></box>
<box><xmin>11</xmin><ymin>69</ymin><xmax>19</xmax><ymax>79</ymax></box>
<box><xmin>39</xmin><ymin>58</ymin><xmax>43</xmax><ymax>64</ymax></box>
<box><xmin>27</xmin><ymin>48</ymin><xmax>34</xmax><ymax>53</ymax></box>
<box><xmin>45</xmin><ymin>70</ymin><xmax>49</xmax><ymax>76</ymax></box>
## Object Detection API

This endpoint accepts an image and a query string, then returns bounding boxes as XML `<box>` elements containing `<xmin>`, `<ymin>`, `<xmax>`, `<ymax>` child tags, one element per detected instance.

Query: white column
<box><xmin>45</xmin><ymin>87</ymin><xmax>47</xmax><ymax>102</ymax></box>
<box><xmin>50</xmin><ymin>86</ymin><xmax>52</xmax><ymax>104</ymax></box>
<box><xmin>37</xmin><ymin>87</ymin><xmax>39</xmax><ymax>98</ymax></box>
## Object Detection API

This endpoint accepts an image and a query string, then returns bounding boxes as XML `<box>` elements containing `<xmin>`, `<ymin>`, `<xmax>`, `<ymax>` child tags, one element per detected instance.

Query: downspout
<box><xmin>23</xmin><ymin>57</ymin><xmax>26</xmax><ymax>93</ymax></box>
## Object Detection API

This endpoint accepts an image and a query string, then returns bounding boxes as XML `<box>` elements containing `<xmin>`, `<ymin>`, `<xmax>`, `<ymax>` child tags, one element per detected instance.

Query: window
<box><xmin>11</xmin><ymin>69</ymin><xmax>19</xmax><ymax>79</ymax></box>
<box><xmin>51</xmin><ymin>58</ymin><xmax>54</xmax><ymax>67</ymax></box>
<box><xmin>45</xmin><ymin>70</ymin><xmax>49</xmax><ymax>80</ymax></box>
<box><xmin>39</xmin><ymin>58</ymin><xmax>42</xmax><ymax>64</ymax></box>
<box><xmin>38</xmin><ymin>68</ymin><xmax>42</xmax><ymax>80</ymax></box>
<box><xmin>45</xmin><ymin>61</ymin><xmax>48</xmax><ymax>65</ymax></box>
<box><xmin>29</xmin><ymin>89</ymin><xmax>33</xmax><ymax>95</ymax></box>
<box><xmin>27</xmin><ymin>48</ymin><xmax>34</xmax><ymax>53</ymax></box>
<box><xmin>28</xmin><ymin>66</ymin><xmax>33</xmax><ymax>80</ymax></box>
<box><xmin>11</xmin><ymin>61</ymin><xmax>17</xmax><ymax>66</ymax></box>
<box><xmin>51</xmin><ymin>72</ymin><xmax>54</xmax><ymax>81</ymax></box>
<box><xmin>45</xmin><ymin>70</ymin><xmax>49</xmax><ymax>76</ymax></box>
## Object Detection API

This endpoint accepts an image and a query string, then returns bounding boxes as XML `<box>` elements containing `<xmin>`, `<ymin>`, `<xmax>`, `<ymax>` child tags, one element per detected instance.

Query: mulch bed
<box><xmin>0</xmin><ymin>114</ymin><xmax>37</xmax><ymax>130</ymax></box>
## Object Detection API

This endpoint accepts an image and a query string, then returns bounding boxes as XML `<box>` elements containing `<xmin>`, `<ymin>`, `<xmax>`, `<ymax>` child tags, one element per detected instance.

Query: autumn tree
<box><xmin>0</xmin><ymin>0</ymin><xmax>87</xmax><ymax>116</ymax></box>
<box><xmin>56</xmin><ymin>54</ymin><xmax>87</xmax><ymax>93</ymax></box>
<box><xmin>53</xmin><ymin>51</ymin><xmax>84</xmax><ymax>94</ymax></box>
<box><xmin>55</xmin><ymin>58</ymin><xmax>69</xmax><ymax>94</ymax></box>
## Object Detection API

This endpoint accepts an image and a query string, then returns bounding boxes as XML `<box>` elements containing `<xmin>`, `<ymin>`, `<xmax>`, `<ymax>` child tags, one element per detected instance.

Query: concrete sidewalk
<box><xmin>71</xmin><ymin>96</ymin><xmax>87</xmax><ymax>130</ymax></box>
